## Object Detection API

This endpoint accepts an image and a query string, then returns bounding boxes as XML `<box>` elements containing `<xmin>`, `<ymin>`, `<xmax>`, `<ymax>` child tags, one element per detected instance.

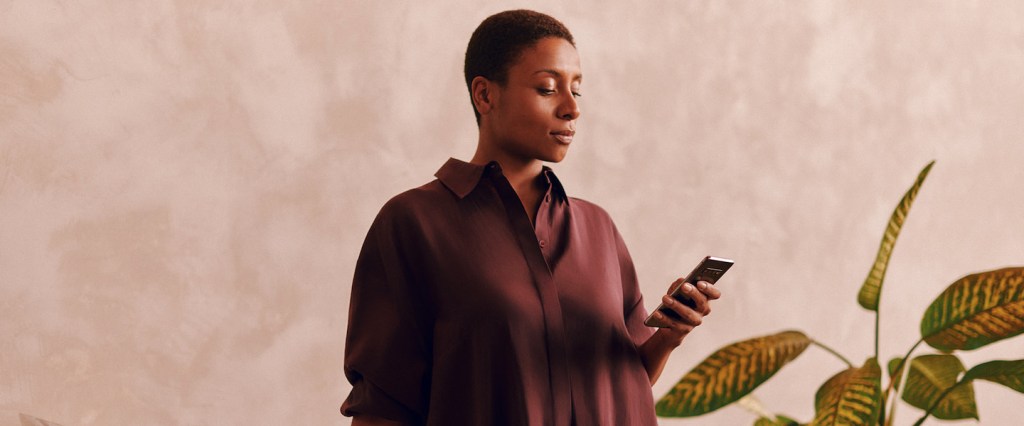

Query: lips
<box><xmin>551</xmin><ymin>130</ymin><xmax>575</xmax><ymax>145</ymax></box>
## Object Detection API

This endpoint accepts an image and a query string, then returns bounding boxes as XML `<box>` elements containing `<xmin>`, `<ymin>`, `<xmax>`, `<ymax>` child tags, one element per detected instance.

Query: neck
<box><xmin>470</xmin><ymin>141</ymin><xmax>544</xmax><ymax>196</ymax></box>
<box><xmin>471</xmin><ymin>136</ymin><xmax>547</xmax><ymax>224</ymax></box>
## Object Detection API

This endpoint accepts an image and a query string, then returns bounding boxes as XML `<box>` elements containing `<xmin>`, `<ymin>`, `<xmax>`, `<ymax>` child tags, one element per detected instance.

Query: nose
<box><xmin>558</xmin><ymin>92</ymin><xmax>581</xmax><ymax>121</ymax></box>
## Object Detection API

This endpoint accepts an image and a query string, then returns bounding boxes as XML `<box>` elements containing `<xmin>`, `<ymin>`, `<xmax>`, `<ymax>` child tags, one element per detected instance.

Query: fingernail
<box><xmin>664</xmin><ymin>296</ymin><xmax>674</xmax><ymax>305</ymax></box>
<box><xmin>683</xmin><ymin>283</ymin><xmax>695</xmax><ymax>292</ymax></box>
<box><xmin>698</xmin><ymin>282</ymin><xmax>708</xmax><ymax>290</ymax></box>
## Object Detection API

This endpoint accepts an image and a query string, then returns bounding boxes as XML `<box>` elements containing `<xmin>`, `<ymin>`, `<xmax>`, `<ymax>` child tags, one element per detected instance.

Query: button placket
<box><xmin>485</xmin><ymin>167</ymin><xmax>572</xmax><ymax>425</ymax></box>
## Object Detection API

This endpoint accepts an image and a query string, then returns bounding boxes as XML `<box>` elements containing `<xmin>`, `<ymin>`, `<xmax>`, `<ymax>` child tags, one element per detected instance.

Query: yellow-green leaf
<box><xmin>811</xmin><ymin>358</ymin><xmax>882</xmax><ymax>426</ymax></box>
<box><xmin>756</xmin><ymin>415</ymin><xmax>801</xmax><ymax>426</ymax></box>
<box><xmin>656</xmin><ymin>330</ymin><xmax>811</xmax><ymax>417</ymax></box>
<box><xmin>962</xmin><ymin>359</ymin><xmax>1024</xmax><ymax>393</ymax></box>
<box><xmin>887</xmin><ymin>357</ymin><xmax>904</xmax><ymax>392</ymax></box>
<box><xmin>776</xmin><ymin>415</ymin><xmax>802</xmax><ymax>425</ymax></box>
<box><xmin>858</xmin><ymin>161</ymin><xmax>934</xmax><ymax>311</ymax></box>
<box><xmin>920</xmin><ymin>267</ymin><xmax>1024</xmax><ymax>351</ymax></box>
<box><xmin>900</xmin><ymin>354</ymin><xmax>977</xmax><ymax>420</ymax></box>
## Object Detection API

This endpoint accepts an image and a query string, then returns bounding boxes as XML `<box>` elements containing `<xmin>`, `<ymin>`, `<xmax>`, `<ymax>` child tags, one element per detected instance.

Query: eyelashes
<box><xmin>537</xmin><ymin>88</ymin><xmax>583</xmax><ymax>98</ymax></box>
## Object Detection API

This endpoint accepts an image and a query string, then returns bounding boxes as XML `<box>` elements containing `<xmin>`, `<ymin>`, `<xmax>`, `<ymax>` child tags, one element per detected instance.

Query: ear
<box><xmin>471</xmin><ymin>76</ymin><xmax>497</xmax><ymax>116</ymax></box>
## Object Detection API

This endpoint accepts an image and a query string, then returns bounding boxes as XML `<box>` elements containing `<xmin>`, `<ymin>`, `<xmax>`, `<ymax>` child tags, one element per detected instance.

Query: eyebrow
<box><xmin>533</xmin><ymin>69</ymin><xmax>583</xmax><ymax>81</ymax></box>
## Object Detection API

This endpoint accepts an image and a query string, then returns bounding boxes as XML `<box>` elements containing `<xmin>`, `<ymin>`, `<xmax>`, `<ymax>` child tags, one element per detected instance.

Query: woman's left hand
<box><xmin>639</xmin><ymin>278</ymin><xmax>723</xmax><ymax>384</ymax></box>
<box><xmin>652</xmin><ymin>278</ymin><xmax>722</xmax><ymax>345</ymax></box>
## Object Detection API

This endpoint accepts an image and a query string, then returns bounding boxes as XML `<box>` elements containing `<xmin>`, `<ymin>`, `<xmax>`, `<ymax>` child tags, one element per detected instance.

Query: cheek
<box><xmin>498</xmin><ymin>93</ymin><xmax>553</xmax><ymax>131</ymax></box>
<box><xmin>518</xmin><ymin>100</ymin><xmax>552</xmax><ymax>124</ymax></box>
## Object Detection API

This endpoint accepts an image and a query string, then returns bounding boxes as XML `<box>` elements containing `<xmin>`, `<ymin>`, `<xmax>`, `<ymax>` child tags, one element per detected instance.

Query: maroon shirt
<box><xmin>341</xmin><ymin>158</ymin><xmax>657</xmax><ymax>425</ymax></box>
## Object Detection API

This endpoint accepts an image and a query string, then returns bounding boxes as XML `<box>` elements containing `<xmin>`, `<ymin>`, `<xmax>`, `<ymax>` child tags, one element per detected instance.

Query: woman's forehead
<box><xmin>511</xmin><ymin>38</ymin><xmax>582</xmax><ymax>81</ymax></box>
<box><xmin>531</xmin><ymin>69</ymin><xmax>583</xmax><ymax>82</ymax></box>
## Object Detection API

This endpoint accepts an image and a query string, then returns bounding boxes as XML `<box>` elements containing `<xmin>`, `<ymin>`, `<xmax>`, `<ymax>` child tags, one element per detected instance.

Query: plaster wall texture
<box><xmin>2</xmin><ymin>1</ymin><xmax>1023</xmax><ymax>425</ymax></box>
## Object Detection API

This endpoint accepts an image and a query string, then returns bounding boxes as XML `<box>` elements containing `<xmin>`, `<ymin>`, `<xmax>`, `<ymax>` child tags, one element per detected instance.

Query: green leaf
<box><xmin>887</xmin><ymin>357</ymin><xmax>904</xmax><ymax>392</ymax></box>
<box><xmin>920</xmin><ymin>267</ymin><xmax>1024</xmax><ymax>351</ymax></box>
<box><xmin>962</xmin><ymin>359</ymin><xmax>1024</xmax><ymax>393</ymax></box>
<box><xmin>900</xmin><ymin>354</ymin><xmax>977</xmax><ymax>420</ymax></box>
<box><xmin>858</xmin><ymin>161</ymin><xmax>934</xmax><ymax>311</ymax></box>
<box><xmin>811</xmin><ymin>358</ymin><xmax>882</xmax><ymax>426</ymax></box>
<box><xmin>775</xmin><ymin>414</ymin><xmax>801</xmax><ymax>425</ymax></box>
<box><xmin>656</xmin><ymin>330</ymin><xmax>812</xmax><ymax>417</ymax></box>
<box><xmin>755</xmin><ymin>415</ymin><xmax>801</xmax><ymax>426</ymax></box>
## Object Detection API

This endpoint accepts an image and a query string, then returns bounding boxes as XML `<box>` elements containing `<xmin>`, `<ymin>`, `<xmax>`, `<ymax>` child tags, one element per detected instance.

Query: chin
<box><xmin>540</xmin><ymin>154</ymin><xmax>567</xmax><ymax>163</ymax></box>
<box><xmin>542</xmin><ymin>147</ymin><xmax>570</xmax><ymax>163</ymax></box>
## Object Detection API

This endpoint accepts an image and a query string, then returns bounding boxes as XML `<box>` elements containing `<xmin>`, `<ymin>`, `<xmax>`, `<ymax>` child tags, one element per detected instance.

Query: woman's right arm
<box><xmin>342</xmin><ymin>200</ymin><xmax>431</xmax><ymax>423</ymax></box>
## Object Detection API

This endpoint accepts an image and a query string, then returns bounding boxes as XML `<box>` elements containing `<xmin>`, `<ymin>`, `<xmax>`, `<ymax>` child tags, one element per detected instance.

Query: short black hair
<box><xmin>464</xmin><ymin>10</ymin><xmax>575</xmax><ymax>125</ymax></box>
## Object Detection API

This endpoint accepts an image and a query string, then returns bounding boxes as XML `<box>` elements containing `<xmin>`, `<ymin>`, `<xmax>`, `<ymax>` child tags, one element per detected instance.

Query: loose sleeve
<box><xmin>613</xmin><ymin>224</ymin><xmax>656</xmax><ymax>349</ymax></box>
<box><xmin>341</xmin><ymin>201</ymin><xmax>432</xmax><ymax>423</ymax></box>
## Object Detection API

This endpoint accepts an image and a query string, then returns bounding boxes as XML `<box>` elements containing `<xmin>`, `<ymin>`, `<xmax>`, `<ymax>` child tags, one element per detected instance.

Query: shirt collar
<box><xmin>435</xmin><ymin>157</ymin><xmax>568</xmax><ymax>202</ymax></box>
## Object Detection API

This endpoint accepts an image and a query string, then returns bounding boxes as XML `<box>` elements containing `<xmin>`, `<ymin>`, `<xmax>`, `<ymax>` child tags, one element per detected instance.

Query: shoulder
<box><xmin>372</xmin><ymin>180</ymin><xmax>453</xmax><ymax>231</ymax></box>
<box><xmin>568</xmin><ymin>197</ymin><xmax>637</xmax><ymax>268</ymax></box>
<box><xmin>568</xmin><ymin>196</ymin><xmax>616</xmax><ymax>225</ymax></box>
<box><xmin>567</xmin><ymin>196</ymin><xmax>625</xmax><ymax>239</ymax></box>
<box><xmin>379</xmin><ymin>179</ymin><xmax>452</xmax><ymax>215</ymax></box>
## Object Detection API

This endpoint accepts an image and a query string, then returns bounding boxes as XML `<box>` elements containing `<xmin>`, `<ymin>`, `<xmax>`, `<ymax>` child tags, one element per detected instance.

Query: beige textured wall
<box><xmin>2</xmin><ymin>1</ymin><xmax>1023</xmax><ymax>425</ymax></box>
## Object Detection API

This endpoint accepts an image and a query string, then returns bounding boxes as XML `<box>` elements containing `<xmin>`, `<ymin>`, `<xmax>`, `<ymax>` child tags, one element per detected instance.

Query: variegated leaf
<box><xmin>887</xmin><ymin>357</ymin><xmax>904</xmax><ymax>392</ymax></box>
<box><xmin>811</xmin><ymin>358</ymin><xmax>882</xmax><ymax>426</ymax></box>
<box><xmin>776</xmin><ymin>415</ymin><xmax>802</xmax><ymax>425</ymax></box>
<box><xmin>755</xmin><ymin>415</ymin><xmax>801</xmax><ymax>426</ymax></box>
<box><xmin>900</xmin><ymin>354</ymin><xmax>977</xmax><ymax>420</ymax></box>
<box><xmin>857</xmin><ymin>161</ymin><xmax>934</xmax><ymax>311</ymax></box>
<box><xmin>920</xmin><ymin>267</ymin><xmax>1024</xmax><ymax>351</ymax></box>
<box><xmin>656</xmin><ymin>330</ymin><xmax>811</xmax><ymax>417</ymax></box>
<box><xmin>962</xmin><ymin>359</ymin><xmax>1024</xmax><ymax>393</ymax></box>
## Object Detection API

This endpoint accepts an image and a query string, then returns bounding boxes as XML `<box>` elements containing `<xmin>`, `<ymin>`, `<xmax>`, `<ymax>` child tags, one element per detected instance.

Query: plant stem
<box><xmin>810</xmin><ymin>339</ymin><xmax>853</xmax><ymax>368</ymax></box>
<box><xmin>885</xmin><ymin>339</ymin><xmax>923</xmax><ymax>398</ymax></box>
<box><xmin>886</xmin><ymin>389</ymin><xmax>899</xmax><ymax>426</ymax></box>
<box><xmin>880</xmin><ymin>338</ymin><xmax>924</xmax><ymax>426</ymax></box>
<box><xmin>874</xmin><ymin>306</ymin><xmax>882</xmax><ymax>423</ymax></box>
<box><xmin>874</xmin><ymin>309</ymin><xmax>880</xmax><ymax>365</ymax></box>
<box><xmin>912</xmin><ymin>379</ymin><xmax>965</xmax><ymax>426</ymax></box>
<box><xmin>873</xmin><ymin>305</ymin><xmax>882</xmax><ymax>425</ymax></box>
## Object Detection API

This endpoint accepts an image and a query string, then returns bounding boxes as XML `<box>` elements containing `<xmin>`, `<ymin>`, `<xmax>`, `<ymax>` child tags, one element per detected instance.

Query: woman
<box><xmin>341</xmin><ymin>10</ymin><xmax>721</xmax><ymax>425</ymax></box>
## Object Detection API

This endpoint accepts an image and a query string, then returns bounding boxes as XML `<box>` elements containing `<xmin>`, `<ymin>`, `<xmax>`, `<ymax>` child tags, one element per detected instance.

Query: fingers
<box><xmin>667</xmin><ymin>321</ymin><xmax>695</xmax><ymax>336</ymax></box>
<box><xmin>655</xmin><ymin>278</ymin><xmax>723</xmax><ymax>335</ymax></box>
<box><xmin>661</xmin><ymin>293</ymin><xmax>704</xmax><ymax>326</ymax></box>
<box><xmin>674</xmin><ymin>282</ymin><xmax>712</xmax><ymax>316</ymax></box>
<box><xmin>665</xmin><ymin>277</ymin><xmax>686</xmax><ymax>295</ymax></box>
<box><xmin>653</xmin><ymin>308</ymin><xmax>696</xmax><ymax>335</ymax></box>
<box><xmin>696</xmin><ymin>280</ymin><xmax>722</xmax><ymax>300</ymax></box>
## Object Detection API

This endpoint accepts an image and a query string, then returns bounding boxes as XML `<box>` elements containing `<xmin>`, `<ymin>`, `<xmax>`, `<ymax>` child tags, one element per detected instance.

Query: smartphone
<box><xmin>644</xmin><ymin>256</ymin><xmax>734</xmax><ymax>328</ymax></box>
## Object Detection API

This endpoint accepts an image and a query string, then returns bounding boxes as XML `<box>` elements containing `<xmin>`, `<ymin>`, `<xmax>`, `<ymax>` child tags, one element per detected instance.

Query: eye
<box><xmin>572</xmin><ymin>91</ymin><xmax>582</xmax><ymax>98</ymax></box>
<box><xmin>537</xmin><ymin>88</ymin><xmax>555</xmax><ymax>96</ymax></box>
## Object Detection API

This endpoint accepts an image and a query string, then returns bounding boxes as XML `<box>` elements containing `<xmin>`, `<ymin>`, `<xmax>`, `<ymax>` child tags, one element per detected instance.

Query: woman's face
<box><xmin>486</xmin><ymin>37</ymin><xmax>582</xmax><ymax>164</ymax></box>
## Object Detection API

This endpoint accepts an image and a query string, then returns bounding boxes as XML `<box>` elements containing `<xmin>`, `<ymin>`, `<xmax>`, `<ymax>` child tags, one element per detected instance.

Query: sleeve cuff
<box><xmin>341</xmin><ymin>375</ymin><xmax>421</xmax><ymax>424</ymax></box>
